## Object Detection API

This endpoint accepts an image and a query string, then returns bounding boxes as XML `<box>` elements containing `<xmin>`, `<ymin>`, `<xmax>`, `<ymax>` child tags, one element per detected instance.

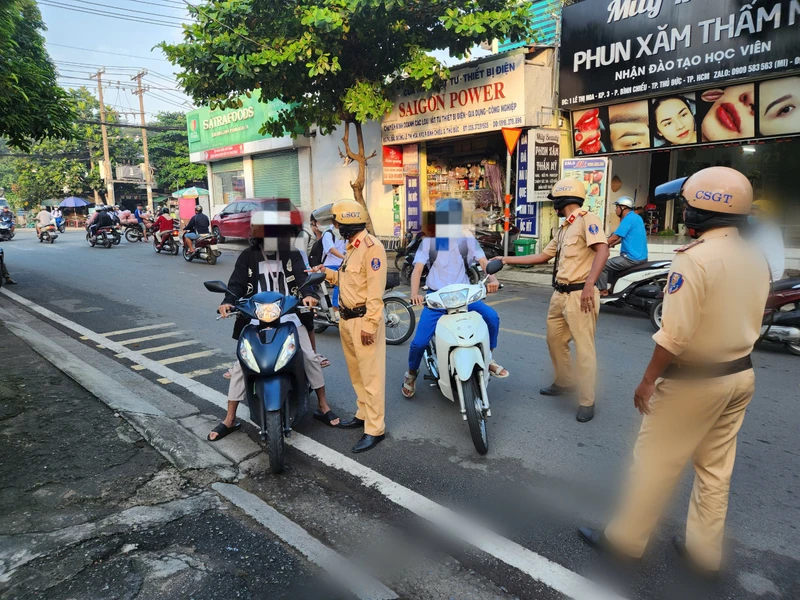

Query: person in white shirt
<box><xmin>401</xmin><ymin>198</ymin><xmax>507</xmax><ymax>398</ymax></box>
<box><xmin>321</xmin><ymin>224</ymin><xmax>346</xmax><ymax>316</ymax></box>
<box><xmin>35</xmin><ymin>206</ymin><xmax>52</xmax><ymax>236</ymax></box>
<box><xmin>748</xmin><ymin>200</ymin><xmax>785</xmax><ymax>281</ymax></box>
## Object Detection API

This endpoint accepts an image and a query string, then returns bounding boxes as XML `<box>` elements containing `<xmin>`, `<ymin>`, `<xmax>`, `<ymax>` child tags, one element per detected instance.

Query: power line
<box><xmin>77</xmin><ymin>119</ymin><xmax>184</xmax><ymax>132</ymax></box>
<box><xmin>46</xmin><ymin>0</ymin><xmax>189</xmax><ymax>22</ymax></box>
<box><xmin>38</xmin><ymin>0</ymin><xmax>184</xmax><ymax>28</ymax></box>
<box><xmin>47</xmin><ymin>43</ymin><xmax>171</xmax><ymax>63</ymax></box>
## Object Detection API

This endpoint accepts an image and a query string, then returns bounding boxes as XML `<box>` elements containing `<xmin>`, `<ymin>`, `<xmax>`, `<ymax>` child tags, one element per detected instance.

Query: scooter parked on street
<box><xmin>183</xmin><ymin>233</ymin><xmax>222</xmax><ymax>265</ymax></box>
<box><xmin>204</xmin><ymin>272</ymin><xmax>327</xmax><ymax>474</ymax></box>
<box><xmin>38</xmin><ymin>224</ymin><xmax>58</xmax><ymax>244</ymax></box>
<box><xmin>599</xmin><ymin>260</ymin><xmax>672</xmax><ymax>331</ymax></box>
<box><xmin>313</xmin><ymin>271</ymin><xmax>416</xmax><ymax>345</ymax></box>
<box><xmin>421</xmin><ymin>259</ymin><xmax>504</xmax><ymax>455</ymax></box>
<box><xmin>760</xmin><ymin>278</ymin><xmax>800</xmax><ymax>356</ymax></box>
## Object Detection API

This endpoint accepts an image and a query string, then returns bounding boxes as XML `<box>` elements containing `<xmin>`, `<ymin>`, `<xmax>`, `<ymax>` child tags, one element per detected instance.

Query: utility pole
<box><xmin>132</xmin><ymin>70</ymin><xmax>154</xmax><ymax>213</ymax></box>
<box><xmin>90</xmin><ymin>69</ymin><xmax>114</xmax><ymax>205</ymax></box>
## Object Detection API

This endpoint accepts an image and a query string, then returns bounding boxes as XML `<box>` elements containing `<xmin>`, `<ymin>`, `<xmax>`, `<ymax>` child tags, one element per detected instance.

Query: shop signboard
<box><xmin>186</xmin><ymin>90</ymin><xmax>295</xmax><ymax>154</ymax></box>
<box><xmin>383</xmin><ymin>146</ymin><xmax>404</xmax><ymax>185</ymax></box>
<box><xmin>402</xmin><ymin>144</ymin><xmax>419</xmax><ymax>176</ymax></box>
<box><xmin>571</xmin><ymin>74</ymin><xmax>800</xmax><ymax>156</ymax></box>
<box><xmin>560</xmin><ymin>157</ymin><xmax>610</xmax><ymax>223</ymax></box>
<box><xmin>515</xmin><ymin>133</ymin><xmax>536</xmax><ymax>236</ymax></box>
<box><xmin>405</xmin><ymin>175</ymin><xmax>422</xmax><ymax>233</ymax></box>
<box><xmin>560</xmin><ymin>0</ymin><xmax>800</xmax><ymax>110</ymax></box>
<box><xmin>532</xmin><ymin>130</ymin><xmax>561</xmax><ymax>201</ymax></box>
<box><xmin>205</xmin><ymin>144</ymin><xmax>244</xmax><ymax>161</ymax></box>
<box><xmin>381</xmin><ymin>54</ymin><xmax>526</xmax><ymax>144</ymax></box>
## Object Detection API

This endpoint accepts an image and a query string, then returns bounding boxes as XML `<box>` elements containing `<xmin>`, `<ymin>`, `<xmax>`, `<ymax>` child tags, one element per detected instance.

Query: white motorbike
<box><xmin>599</xmin><ymin>260</ymin><xmax>671</xmax><ymax>330</ymax></box>
<box><xmin>422</xmin><ymin>259</ymin><xmax>504</xmax><ymax>455</ymax></box>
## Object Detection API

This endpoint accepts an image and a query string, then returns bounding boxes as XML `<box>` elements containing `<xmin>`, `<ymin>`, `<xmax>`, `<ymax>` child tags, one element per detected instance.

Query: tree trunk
<box><xmin>341</xmin><ymin>120</ymin><xmax>376</xmax><ymax>235</ymax></box>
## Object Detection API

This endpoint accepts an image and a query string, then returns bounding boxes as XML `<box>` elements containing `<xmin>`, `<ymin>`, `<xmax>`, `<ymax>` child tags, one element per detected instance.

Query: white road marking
<box><xmin>117</xmin><ymin>331</ymin><xmax>185</xmax><ymax>346</ymax></box>
<box><xmin>0</xmin><ymin>287</ymin><xmax>625</xmax><ymax>600</ymax></box>
<box><xmin>157</xmin><ymin>350</ymin><xmax>216</xmax><ymax>366</ymax></box>
<box><xmin>115</xmin><ymin>340</ymin><xmax>196</xmax><ymax>357</ymax></box>
<box><xmin>102</xmin><ymin>323</ymin><xmax>175</xmax><ymax>337</ymax></box>
<box><xmin>181</xmin><ymin>363</ymin><xmax>232</xmax><ymax>379</ymax></box>
<box><xmin>213</xmin><ymin>483</ymin><xmax>399</xmax><ymax>600</ymax></box>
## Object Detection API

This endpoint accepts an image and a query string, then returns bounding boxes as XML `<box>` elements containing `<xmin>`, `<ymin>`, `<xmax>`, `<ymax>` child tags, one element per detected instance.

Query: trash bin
<box><xmin>512</xmin><ymin>238</ymin><xmax>537</xmax><ymax>268</ymax></box>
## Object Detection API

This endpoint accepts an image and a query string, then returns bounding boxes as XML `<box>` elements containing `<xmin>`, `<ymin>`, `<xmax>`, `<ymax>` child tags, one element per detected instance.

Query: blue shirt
<box><xmin>614</xmin><ymin>212</ymin><xmax>648</xmax><ymax>262</ymax></box>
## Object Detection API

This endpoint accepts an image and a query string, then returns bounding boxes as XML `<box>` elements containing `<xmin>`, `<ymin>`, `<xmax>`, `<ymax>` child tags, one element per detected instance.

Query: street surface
<box><xmin>1</xmin><ymin>228</ymin><xmax>798</xmax><ymax>599</ymax></box>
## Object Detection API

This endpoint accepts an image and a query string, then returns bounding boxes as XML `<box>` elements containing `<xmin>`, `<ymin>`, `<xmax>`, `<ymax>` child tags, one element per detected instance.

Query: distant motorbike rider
<box><xmin>88</xmin><ymin>206</ymin><xmax>113</xmax><ymax>239</ymax></box>
<box><xmin>0</xmin><ymin>206</ymin><xmax>14</xmax><ymax>236</ymax></box>
<box><xmin>35</xmin><ymin>206</ymin><xmax>53</xmax><ymax>237</ymax></box>
<box><xmin>183</xmin><ymin>205</ymin><xmax>210</xmax><ymax>254</ymax></box>
<box><xmin>153</xmin><ymin>208</ymin><xmax>175</xmax><ymax>249</ymax></box>
<box><xmin>208</xmin><ymin>200</ymin><xmax>338</xmax><ymax>441</ymax></box>
<box><xmin>597</xmin><ymin>197</ymin><xmax>648</xmax><ymax>294</ymax></box>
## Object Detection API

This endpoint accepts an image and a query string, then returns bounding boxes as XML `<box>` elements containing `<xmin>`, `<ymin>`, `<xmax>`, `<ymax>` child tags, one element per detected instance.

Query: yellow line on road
<box><xmin>500</xmin><ymin>327</ymin><xmax>546</xmax><ymax>340</ymax></box>
<box><xmin>101</xmin><ymin>323</ymin><xmax>175</xmax><ymax>337</ymax></box>
<box><xmin>486</xmin><ymin>296</ymin><xmax>524</xmax><ymax>307</ymax></box>
<box><xmin>157</xmin><ymin>378</ymin><xmax>173</xmax><ymax>385</ymax></box>
<box><xmin>115</xmin><ymin>340</ymin><xmax>196</xmax><ymax>358</ymax></box>
<box><xmin>157</xmin><ymin>350</ymin><xmax>217</xmax><ymax>366</ymax></box>
<box><xmin>117</xmin><ymin>331</ymin><xmax>185</xmax><ymax>346</ymax></box>
<box><xmin>181</xmin><ymin>363</ymin><xmax>232</xmax><ymax>379</ymax></box>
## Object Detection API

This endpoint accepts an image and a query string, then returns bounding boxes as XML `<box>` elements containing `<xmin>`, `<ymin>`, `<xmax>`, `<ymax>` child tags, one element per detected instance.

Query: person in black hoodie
<box><xmin>208</xmin><ymin>202</ymin><xmax>340</xmax><ymax>442</ymax></box>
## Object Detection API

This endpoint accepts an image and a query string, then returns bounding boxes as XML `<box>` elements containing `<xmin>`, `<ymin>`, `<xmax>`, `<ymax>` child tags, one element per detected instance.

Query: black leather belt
<box><xmin>340</xmin><ymin>304</ymin><xmax>367</xmax><ymax>320</ymax></box>
<box><xmin>553</xmin><ymin>282</ymin><xmax>586</xmax><ymax>294</ymax></box>
<box><xmin>662</xmin><ymin>355</ymin><xmax>753</xmax><ymax>380</ymax></box>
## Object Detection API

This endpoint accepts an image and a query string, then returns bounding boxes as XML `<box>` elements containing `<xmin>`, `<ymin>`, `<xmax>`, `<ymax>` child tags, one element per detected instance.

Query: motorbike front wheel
<box><xmin>649</xmin><ymin>300</ymin><xmax>663</xmax><ymax>331</ymax></box>
<box><xmin>463</xmin><ymin>370</ymin><xmax>488</xmax><ymax>455</ymax></box>
<box><xmin>394</xmin><ymin>253</ymin><xmax>406</xmax><ymax>270</ymax></box>
<box><xmin>264</xmin><ymin>410</ymin><xmax>285</xmax><ymax>474</ymax></box>
<box><xmin>183</xmin><ymin>247</ymin><xmax>193</xmax><ymax>262</ymax></box>
<box><xmin>87</xmin><ymin>233</ymin><xmax>96</xmax><ymax>247</ymax></box>
<box><xmin>102</xmin><ymin>235</ymin><xmax>111</xmax><ymax>249</ymax></box>
<box><xmin>383</xmin><ymin>297</ymin><xmax>415</xmax><ymax>345</ymax></box>
<box><xmin>125</xmin><ymin>228</ymin><xmax>141</xmax><ymax>243</ymax></box>
<box><xmin>467</xmin><ymin>266</ymin><xmax>480</xmax><ymax>285</ymax></box>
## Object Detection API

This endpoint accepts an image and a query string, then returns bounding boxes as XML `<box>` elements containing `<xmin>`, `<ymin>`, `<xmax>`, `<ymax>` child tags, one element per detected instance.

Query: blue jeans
<box><xmin>185</xmin><ymin>232</ymin><xmax>199</xmax><ymax>240</ymax></box>
<box><xmin>326</xmin><ymin>265</ymin><xmax>340</xmax><ymax>307</ymax></box>
<box><xmin>408</xmin><ymin>300</ymin><xmax>500</xmax><ymax>372</ymax></box>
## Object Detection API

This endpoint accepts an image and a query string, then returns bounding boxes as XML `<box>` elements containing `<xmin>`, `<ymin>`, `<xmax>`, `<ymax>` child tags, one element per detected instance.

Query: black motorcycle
<box><xmin>205</xmin><ymin>272</ymin><xmax>326</xmax><ymax>474</ymax></box>
<box><xmin>86</xmin><ymin>226</ymin><xmax>114</xmax><ymax>249</ymax></box>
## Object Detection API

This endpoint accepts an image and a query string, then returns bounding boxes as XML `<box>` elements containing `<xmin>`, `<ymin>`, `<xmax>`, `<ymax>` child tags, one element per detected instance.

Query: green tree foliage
<box><xmin>162</xmin><ymin>0</ymin><xmax>535</xmax><ymax>229</ymax></box>
<box><xmin>0</xmin><ymin>0</ymin><xmax>74</xmax><ymax>150</ymax></box>
<box><xmin>147</xmin><ymin>112</ymin><xmax>207</xmax><ymax>192</ymax></box>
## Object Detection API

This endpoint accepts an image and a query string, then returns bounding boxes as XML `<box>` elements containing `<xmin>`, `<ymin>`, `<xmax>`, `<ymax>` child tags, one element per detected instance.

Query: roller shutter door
<box><xmin>210</xmin><ymin>158</ymin><xmax>243</xmax><ymax>174</ymax></box>
<box><xmin>252</xmin><ymin>151</ymin><xmax>301</xmax><ymax>206</ymax></box>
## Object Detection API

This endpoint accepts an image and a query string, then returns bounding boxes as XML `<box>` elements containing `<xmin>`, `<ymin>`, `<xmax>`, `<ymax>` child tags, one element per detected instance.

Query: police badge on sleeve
<box><xmin>667</xmin><ymin>272</ymin><xmax>684</xmax><ymax>294</ymax></box>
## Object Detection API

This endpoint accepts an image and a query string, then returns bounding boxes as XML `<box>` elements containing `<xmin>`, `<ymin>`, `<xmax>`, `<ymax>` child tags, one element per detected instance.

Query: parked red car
<box><xmin>211</xmin><ymin>198</ymin><xmax>292</xmax><ymax>242</ymax></box>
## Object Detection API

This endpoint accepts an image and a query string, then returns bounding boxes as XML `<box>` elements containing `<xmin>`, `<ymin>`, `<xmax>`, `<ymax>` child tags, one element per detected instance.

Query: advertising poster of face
<box><xmin>759</xmin><ymin>75</ymin><xmax>800</xmax><ymax>136</ymax></box>
<box><xmin>651</xmin><ymin>94</ymin><xmax>698</xmax><ymax>147</ymax></box>
<box><xmin>560</xmin><ymin>158</ymin><xmax>609</xmax><ymax>221</ymax></box>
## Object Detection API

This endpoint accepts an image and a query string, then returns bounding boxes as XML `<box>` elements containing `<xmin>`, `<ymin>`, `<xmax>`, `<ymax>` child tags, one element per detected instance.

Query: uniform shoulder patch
<box><xmin>365</xmin><ymin>235</ymin><xmax>375</xmax><ymax>248</ymax></box>
<box><xmin>588</xmin><ymin>224</ymin><xmax>599</xmax><ymax>235</ymax></box>
<box><xmin>353</xmin><ymin>239</ymin><xmax>361</xmax><ymax>249</ymax></box>
<box><xmin>667</xmin><ymin>272</ymin><xmax>684</xmax><ymax>294</ymax></box>
<box><xmin>371</xmin><ymin>257</ymin><xmax>381</xmax><ymax>271</ymax></box>
<box><xmin>675</xmin><ymin>239</ymin><xmax>705</xmax><ymax>253</ymax></box>
<box><xmin>579</xmin><ymin>210</ymin><xmax>588</xmax><ymax>216</ymax></box>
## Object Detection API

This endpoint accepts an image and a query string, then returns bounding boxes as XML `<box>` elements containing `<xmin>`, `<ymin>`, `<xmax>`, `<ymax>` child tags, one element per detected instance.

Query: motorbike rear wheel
<box><xmin>787</xmin><ymin>342</ymin><xmax>800</xmax><ymax>357</ymax></box>
<box><xmin>467</xmin><ymin>266</ymin><xmax>480</xmax><ymax>285</ymax></box>
<box><xmin>314</xmin><ymin>320</ymin><xmax>330</xmax><ymax>334</ymax></box>
<box><xmin>125</xmin><ymin>228</ymin><xmax>141</xmax><ymax>243</ymax></box>
<box><xmin>264</xmin><ymin>410</ymin><xmax>285</xmax><ymax>474</ymax></box>
<box><xmin>400</xmin><ymin>262</ymin><xmax>414</xmax><ymax>286</ymax></box>
<box><xmin>183</xmin><ymin>246</ymin><xmax>193</xmax><ymax>262</ymax></box>
<box><xmin>206</xmin><ymin>252</ymin><xmax>217</xmax><ymax>265</ymax></box>
<box><xmin>102</xmin><ymin>235</ymin><xmax>111</xmax><ymax>249</ymax></box>
<box><xmin>170</xmin><ymin>241</ymin><xmax>179</xmax><ymax>256</ymax></box>
<box><xmin>649</xmin><ymin>300</ymin><xmax>663</xmax><ymax>331</ymax></box>
<box><xmin>394</xmin><ymin>252</ymin><xmax>406</xmax><ymax>270</ymax></box>
<box><xmin>383</xmin><ymin>297</ymin><xmax>415</xmax><ymax>345</ymax></box>
<box><xmin>153</xmin><ymin>238</ymin><xmax>161</xmax><ymax>253</ymax></box>
<box><xmin>463</xmin><ymin>370</ymin><xmax>488</xmax><ymax>455</ymax></box>
<box><xmin>112</xmin><ymin>232</ymin><xmax>121</xmax><ymax>245</ymax></box>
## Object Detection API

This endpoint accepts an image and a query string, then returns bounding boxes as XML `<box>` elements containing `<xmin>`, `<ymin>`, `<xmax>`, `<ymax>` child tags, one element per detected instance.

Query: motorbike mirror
<box><xmin>204</xmin><ymin>280</ymin><xmax>230</xmax><ymax>294</ymax></box>
<box><xmin>302</xmin><ymin>272</ymin><xmax>326</xmax><ymax>288</ymax></box>
<box><xmin>485</xmin><ymin>258</ymin><xmax>504</xmax><ymax>276</ymax></box>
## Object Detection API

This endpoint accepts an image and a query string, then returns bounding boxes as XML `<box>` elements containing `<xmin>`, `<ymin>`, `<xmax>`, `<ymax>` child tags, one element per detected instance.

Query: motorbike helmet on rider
<box><xmin>678</xmin><ymin>166</ymin><xmax>752</xmax><ymax>238</ymax></box>
<box><xmin>330</xmin><ymin>199</ymin><xmax>367</xmax><ymax>240</ymax></box>
<box><xmin>548</xmin><ymin>178</ymin><xmax>586</xmax><ymax>215</ymax></box>
<box><xmin>614</xmin><ymin>197</ymin><xmax>635</xmax><ymax>210</ymax></box>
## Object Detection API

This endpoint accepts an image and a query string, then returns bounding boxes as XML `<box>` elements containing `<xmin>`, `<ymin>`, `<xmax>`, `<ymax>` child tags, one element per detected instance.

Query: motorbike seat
<box><xmin>385</xmin><ymin>271</ymin><xmax>400</xmax><ymax>291</ymax></box>
<box><xmin>614</xmin><ymin>260</ymin><xmax>671</xmax><ymax>281</ymax></box>
<box><xmin>773</xmin><ymin>278</ymin><xmax>800</xmax><ymax>292</ymax></box>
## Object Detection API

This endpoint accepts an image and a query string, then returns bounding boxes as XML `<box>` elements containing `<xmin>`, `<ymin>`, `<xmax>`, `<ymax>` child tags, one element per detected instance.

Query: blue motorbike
<box><xmin>204</xmin><ymin>272</ymin><xmax>326</xmax><ymax>473</ymax></box>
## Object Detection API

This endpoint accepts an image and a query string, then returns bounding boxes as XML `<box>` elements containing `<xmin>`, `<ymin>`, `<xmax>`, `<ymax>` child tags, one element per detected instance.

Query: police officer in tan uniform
<box><xmin>504</xmin><ymin>178</ymin><xmax>609</xmax><ymax>422</ymax></box>
<box><xmin>311</xmin><ymin>200</ymin><xmax>388</xmax><ymax>453</ymax></box>
<box><xmin>579</xmin><ymin>167</ymin><xmax>770</xmax><ymax>576</ymax></box>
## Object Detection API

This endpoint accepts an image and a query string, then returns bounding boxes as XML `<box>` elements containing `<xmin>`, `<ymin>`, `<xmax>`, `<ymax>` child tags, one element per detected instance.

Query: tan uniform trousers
<box><xmin>546</xmin><ymin>289</ymin><xmax>600</xmax><ymax>407</ymax></box>
<box><xmin>605</xmin><ymin>369</ymin><xmax>755</xmax><ymax>570</ymax></box>
<box><xmin>340</xmin><ymin>315</ymin><xmax>386</xmax><ymax>436</ymax></box>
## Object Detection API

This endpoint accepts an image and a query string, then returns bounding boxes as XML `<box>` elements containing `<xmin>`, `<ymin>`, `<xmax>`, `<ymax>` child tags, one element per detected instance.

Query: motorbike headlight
<box><xmin>275</xmin><ymin>332</ymin><xmax>297</xmax><ymax>371</ymax></box>
<box><xmin>239</xmin><ymin>338</ymin><xmax>260</xmax><ymax>373</ymax></box>
<box><xmin>440</xmin><ymin>289</ymin><xmax>469</xmax><ymax>309</ymax></box>
<box><xmin>254</xmin><ymin>301</ymin><xmax>281</xmax><ymax>323</ymax></box>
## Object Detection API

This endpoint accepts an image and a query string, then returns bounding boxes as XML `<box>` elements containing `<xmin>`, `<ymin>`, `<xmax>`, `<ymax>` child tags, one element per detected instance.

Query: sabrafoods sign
<box><xmin>559</xmin><ymin>0</ymin><xmax>800</xmax><ymax>109</ymax></box>
<box><xmin>203</xmin><ymin>106</ymin><xmax>255</xmax><ymax>131</ymax></box>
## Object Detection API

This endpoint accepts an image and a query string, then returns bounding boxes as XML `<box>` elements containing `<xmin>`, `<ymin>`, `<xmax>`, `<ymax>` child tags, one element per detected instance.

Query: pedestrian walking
<box><xmin>310</xmin><ymin>200</ymin><xmax>387</xmax><ymax>453</ymax></box>
<box><xmin>503</xmin><ymin>178</ymin><xmax>609</xmax><ymax>422</ymax></box>
<box><xmin>579</xmin><ymin>167</ymin><xmax>770</xmax><ymax>577</ymax></box>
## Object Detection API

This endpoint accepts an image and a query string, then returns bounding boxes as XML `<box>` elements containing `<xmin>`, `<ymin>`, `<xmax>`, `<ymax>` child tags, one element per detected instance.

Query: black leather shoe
<box><xmin>672</xmin><ymin>536</ymin><xmax>720</xmax><ymax>581</ymax></box>
<box><xmin>338</xmin><ymin>417</ymin><xmax>365</xmax><ymax>429</ymax></box>
<box><xmin>5</xmin><ymin>278</ymin><xmax>17</xmax><ymax>285</ymax></box>
<box><xmin>579</xmin><ymin>527</ymin><xmax>608</xmax><ymax>551</ymax></box>
<box><xmin>352</xmin><ymin>434</ymin><xmax>385</xmax><ymax>453</ymax></box>
<box><xmin>576</xmin><ymin>405</ymin><xmax>595</xmax><ymax>423</ymax></box>
<box><xmin>540</xmin><ymin>383</ymin><xmax>575</xmax><ymax>396</ymax></box>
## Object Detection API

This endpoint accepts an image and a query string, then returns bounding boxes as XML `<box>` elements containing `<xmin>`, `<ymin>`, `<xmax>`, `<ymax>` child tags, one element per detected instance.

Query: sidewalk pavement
<box><xmin>0</xmin><ymin>320</ymin><xmax>342</xmax><ymax>600</ymax></box>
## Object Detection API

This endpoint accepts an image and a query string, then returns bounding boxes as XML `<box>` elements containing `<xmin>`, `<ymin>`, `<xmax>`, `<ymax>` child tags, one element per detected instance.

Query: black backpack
<box><xmin>428</xmin><ymin>238</ymin><xmax>470</xmax><ymax>273</ymax></box>
<box><xmin>308</xmin><ymin>237</ymin><xmax>324</xmax><ymax>267</ymax></box>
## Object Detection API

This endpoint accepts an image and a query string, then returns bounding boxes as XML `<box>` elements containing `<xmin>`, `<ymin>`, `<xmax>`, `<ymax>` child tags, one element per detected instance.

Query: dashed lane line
<box><xmin>131</xmin><ymin>350</ymin><xmax>218</xmax><ymax>371</ymax></box>
<box><xmin>0</xmin><ymin>287</ymin><xmax>625</xmax><ymax>600</ymax></box>
<box><xmin>115</xmin><ymin>340</ymin><xmax>196</xmax><ymax>358</ymax></box>
<box><xmin>116</xmin><ymin>331</ymin><xmax>186</xmax><ymax>346</ymax></box>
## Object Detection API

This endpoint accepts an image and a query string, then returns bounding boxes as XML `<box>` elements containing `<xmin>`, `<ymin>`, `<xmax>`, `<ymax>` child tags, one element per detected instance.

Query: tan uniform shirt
<box><xmin>543</xmin><ymin>211</ymin><xmax>608</xmax><ymax>284</ymax></box>
<box><xmin>653</xmin><ymin>227</ymin><xmax>769</xmax><ymax>363</ymax></box>
<box><xmin>326</xmin><ymin>229</ymin><xmax>387</xmax><ymax>334</ymax></box>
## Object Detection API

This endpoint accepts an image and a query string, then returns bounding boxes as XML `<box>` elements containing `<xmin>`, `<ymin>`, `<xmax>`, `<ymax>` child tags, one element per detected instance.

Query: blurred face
<box><xmin>759</xmin><ymin>77</ymin><xmax>800</xmax><ymax>136</ymax></box>
<box><xmin>655</xmin><ymin>98</ymin><xmax>696</xmax><ymax>145</ymax></box>
<box><xmin>608</xmin><ymin>101</ymin><xmax>650</xmax><ymax>151</ymax></box>
<box><xmin>701</xmin><ymin>85</ymin><xmax>755</xmax><ymax>141</ymax></box>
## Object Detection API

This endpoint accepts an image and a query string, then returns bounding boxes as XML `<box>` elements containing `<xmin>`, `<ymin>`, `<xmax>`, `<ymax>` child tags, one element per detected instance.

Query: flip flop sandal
<box><xmin>222</xmin><ymin>368</ymin><xmax>233</xmax><ymax>380</ymax></box>
<box><xmin>207</xmin><ymin>421</ymin><xmax>241</xmax><ymax>442</ymax></box>
<box><xmin>315</xmin><ymin>354</ymin><xmax>331</xmax><ymax>368</ymax></box>
<box><xmin>313</xmin><ymin>410</ymin><xmax>340</xmax><ymax>427</ymax></box>
<box><xmin>489</xmin><ymin>361</ymin><xmax>510</xmax><ymax>379</ymax></box>
<box><xmin>401</xmin><ymin>371</ymin><xmax>418</xmax><ymax>398</ymax></box>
